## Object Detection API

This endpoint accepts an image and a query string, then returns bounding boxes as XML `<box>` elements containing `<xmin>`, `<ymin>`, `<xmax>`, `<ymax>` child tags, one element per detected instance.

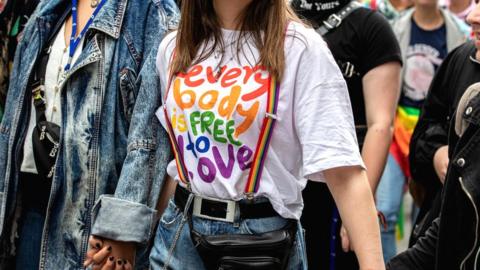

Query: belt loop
<box><xmin>233</xmin><ymin>203</ymin><xmax>241</xmax><ymax>227</ymax></box>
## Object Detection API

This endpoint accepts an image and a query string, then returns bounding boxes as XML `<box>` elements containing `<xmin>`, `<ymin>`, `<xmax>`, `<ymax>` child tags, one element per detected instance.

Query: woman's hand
<box><xmin>340</xmin><ymin>225</ymin><xmax>353</xmax><ymax>252</ymax></box>
<box><xmin>83</xmin><ymin>236</ymin><xmax>136</xmax><ymax>270</ymax></box>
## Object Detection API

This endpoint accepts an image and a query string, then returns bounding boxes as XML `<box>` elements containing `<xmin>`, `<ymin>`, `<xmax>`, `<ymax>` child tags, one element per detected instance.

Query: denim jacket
<box><xmin>0</xmin><ymin>0</ymin><xmax>177</xmax><ymax>268</ymax></box>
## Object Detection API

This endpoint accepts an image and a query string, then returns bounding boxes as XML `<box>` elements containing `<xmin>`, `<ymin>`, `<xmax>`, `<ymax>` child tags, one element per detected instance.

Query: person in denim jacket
<box><xmin>0</xmin><ymin>0</ymin><xmax>178</xmax><ymax>269</ymax></box>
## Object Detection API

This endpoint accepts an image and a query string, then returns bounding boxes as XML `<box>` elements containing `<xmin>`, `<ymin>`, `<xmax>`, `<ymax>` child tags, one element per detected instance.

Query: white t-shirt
<box><xmin>21</xmin><ymin>23</ymin><xmax>84</xmax><ymax>173</ymax></box>
<box><xmin>156</xmin><ymin>22</ymin><xmax>365</xmax><ymax>219</ymax></box>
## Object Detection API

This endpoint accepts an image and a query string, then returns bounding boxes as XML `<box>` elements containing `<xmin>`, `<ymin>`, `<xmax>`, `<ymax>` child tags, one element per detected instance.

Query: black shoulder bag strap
<box><xmin>30</xmin><ymin>6</ymin><xmax>70</xmax><ymax>180</ymax></box>
<box><xmin>31</xmin><ymin>5</ymin><xmax>71</xmax><ymax>122</ymax></box>
<box><xmin>315</xmin><ymin>1</ymin><xmax>363</xmax><ymax>36</ymax></box>
<box><xmin>315</xmin><ymin>1</ymin><xmax>363</xmax><ymax>78</ymax></box>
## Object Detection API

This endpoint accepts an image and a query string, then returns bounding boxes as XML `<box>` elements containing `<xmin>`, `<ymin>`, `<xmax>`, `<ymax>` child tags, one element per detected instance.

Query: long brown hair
<box><xmin>172</xmin><ymin>0</ymin><xmax>302</xmax><ymax>80</ymax></box>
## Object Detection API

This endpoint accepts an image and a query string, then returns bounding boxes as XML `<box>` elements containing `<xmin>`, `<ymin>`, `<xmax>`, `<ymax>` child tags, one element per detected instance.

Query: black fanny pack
<box><xmin>189</xmin><ymin>220</ymin><xmax>297</xmax><ymax>270</ymax></box>
<box><xmin>174</xmin><ymin>186</ymin><xmax>298</xmax><ymax>270</ymax></box>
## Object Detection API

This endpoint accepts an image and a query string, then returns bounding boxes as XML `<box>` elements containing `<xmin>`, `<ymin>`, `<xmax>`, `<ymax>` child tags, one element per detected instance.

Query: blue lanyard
<box><xmin>64</xmin><ymin>0</ymin><xmax>107</xmax><ymax>71</ymax></box>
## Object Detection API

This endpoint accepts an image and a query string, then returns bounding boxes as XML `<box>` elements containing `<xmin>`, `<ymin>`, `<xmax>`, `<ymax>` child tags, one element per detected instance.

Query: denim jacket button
<box><xmin>457</xmin><ymin>158</ymin><xmax>466</xmax><ymax>167</ymax></box>
<box><xmin>466</xmin><ymin>107</ymin><xmax>473</xmax><ymax>116</ymax></box>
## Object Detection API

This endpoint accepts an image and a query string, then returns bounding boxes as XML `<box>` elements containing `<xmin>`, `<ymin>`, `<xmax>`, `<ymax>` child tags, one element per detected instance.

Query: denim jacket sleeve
<box><xmin>90</xmin><ymin>0</ymin><xmax>178</xmax><ymax>244</ymax></box>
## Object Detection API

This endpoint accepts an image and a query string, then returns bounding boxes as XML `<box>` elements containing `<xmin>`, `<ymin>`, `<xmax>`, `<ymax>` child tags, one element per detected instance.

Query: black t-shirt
<box><xmin>321</xmin><ymin>8</ymin><xmax>402</xmax><ymax>144</ymax></box>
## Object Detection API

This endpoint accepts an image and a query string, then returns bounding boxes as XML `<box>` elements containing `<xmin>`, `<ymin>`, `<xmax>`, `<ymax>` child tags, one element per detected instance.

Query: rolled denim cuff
<box><xmin>91</xmin><ymin>195</ymin><xmax>157</xmax><ymax>244</ymax></box>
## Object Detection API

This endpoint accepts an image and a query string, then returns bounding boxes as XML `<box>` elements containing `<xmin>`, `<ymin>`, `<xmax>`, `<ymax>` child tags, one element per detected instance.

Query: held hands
<box><xmin>339</xmin><ymin>226</ymin><xmax>386</xmax><ymax>270</ymax></box>
<box><xmin>83</xmin><ymin>236</ymin><xmax>136</xmax><ymax>270</ymax></box>
<box><xmin>433</xmin><ymin>146</ymin><xmax>449</xmax><ymax>184</ymax></box>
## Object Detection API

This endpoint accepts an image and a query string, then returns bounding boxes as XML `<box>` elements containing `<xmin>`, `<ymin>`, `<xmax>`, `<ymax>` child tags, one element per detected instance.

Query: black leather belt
<box><xmin>174</xmin><ymin>185</ymin><xmax>279</xmax><ymax>221</ymax></box>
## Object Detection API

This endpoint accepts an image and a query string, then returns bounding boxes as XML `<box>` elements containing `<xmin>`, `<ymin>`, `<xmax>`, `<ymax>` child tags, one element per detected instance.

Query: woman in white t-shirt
<box><xmin>147</xmin><ymin>0</ymin><xmax>385</xmax><ymax>269</ymax></box>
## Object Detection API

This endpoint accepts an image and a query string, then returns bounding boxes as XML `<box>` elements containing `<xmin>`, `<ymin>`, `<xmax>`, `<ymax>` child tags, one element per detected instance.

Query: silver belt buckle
<box><xmin>192</xmin><ymin>195</ymin><xmax>237</xmax><ymax>223</ymax></box>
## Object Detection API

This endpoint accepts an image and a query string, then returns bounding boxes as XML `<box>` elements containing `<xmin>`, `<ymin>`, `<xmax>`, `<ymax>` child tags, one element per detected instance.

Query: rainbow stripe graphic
<box><xmin>245</xmin><ymin>76</ymin><xmax>280</xmax><ymax>194</ymax></box>
<box><xmin>163</xmin><ymin>107</ymin><xmax>190</xmax><ymax>184</ymax></box>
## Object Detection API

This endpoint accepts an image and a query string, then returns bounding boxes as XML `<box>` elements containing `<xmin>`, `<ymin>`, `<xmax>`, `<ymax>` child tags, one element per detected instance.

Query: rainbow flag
<box><xmin>390</xmin><ymin>105</ymin><xmax>421</xmax><ymax>178</ymax></box>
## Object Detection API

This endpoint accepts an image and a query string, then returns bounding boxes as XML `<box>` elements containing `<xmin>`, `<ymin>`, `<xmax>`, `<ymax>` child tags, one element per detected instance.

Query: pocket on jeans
<box><xmin>243</xmin><ymin>216</ymin><xmax>288</xmax><ymax>235</ymax></box>
<box><xmin>160</xmin><ymin>199</ymin><xmax>182</xmax><ymax>228</ymax></box>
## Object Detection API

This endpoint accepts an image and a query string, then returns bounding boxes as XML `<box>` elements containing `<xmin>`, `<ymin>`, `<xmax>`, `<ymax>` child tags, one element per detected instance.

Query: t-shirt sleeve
<box><xmin>359</xmin><ymin>10</ymin><xmax>402</xmax><ymax>74</ymax></box>
<box><xmin>292</xmin><ymin>30</ymin><xmax>366</xmax><ymax>182</ymax></box>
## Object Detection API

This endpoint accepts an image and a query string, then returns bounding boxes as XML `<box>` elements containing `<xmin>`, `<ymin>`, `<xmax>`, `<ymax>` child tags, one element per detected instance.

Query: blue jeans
<box><xmin>15</xmin><ymin>207</ymin><xmax>45</xmax><ymax>270</ymax></box>
<box><xmin>376</xmin><ymin>154</ymin><xmax>405</xmax><ymax>263</ymax></box>
<box><xmin>150</xmin><ymin>198</ymin><xmax>308</xmax><ymax>269</ymax></box>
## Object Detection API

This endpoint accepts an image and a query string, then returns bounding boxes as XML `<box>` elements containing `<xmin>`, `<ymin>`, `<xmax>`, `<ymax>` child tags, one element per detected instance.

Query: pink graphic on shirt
<box><xmin>404</xmin><ymin>44</ymin><xmax>443</xmax><ymax>101</ymax></box>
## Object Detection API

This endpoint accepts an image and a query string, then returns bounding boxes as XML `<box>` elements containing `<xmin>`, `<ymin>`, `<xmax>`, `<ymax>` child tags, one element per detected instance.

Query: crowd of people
<box><xmin>0</xmin><ymin>0</ymin><xmax>479</xmax><ymax>269</ymax></box>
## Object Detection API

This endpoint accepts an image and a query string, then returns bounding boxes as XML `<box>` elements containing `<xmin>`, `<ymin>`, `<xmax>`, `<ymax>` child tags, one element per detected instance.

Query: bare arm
<box><xmin>362</xmin><ymin>61</ymin><xmax>401</xmax><ymax>193</ymax></box>
<box><xmin>156</xmin><ymin>175</ymin><xmax>178</xmax><ymax>215</ymax></box>
<box><xmin>324</xmin><ymin>166</ymin><xmax>385</xmax><ymax>270</ymax></box>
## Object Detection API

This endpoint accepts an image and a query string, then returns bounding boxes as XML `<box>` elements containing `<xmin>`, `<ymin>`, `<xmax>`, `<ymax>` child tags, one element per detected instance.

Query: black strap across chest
<box><xmin>30</xmin><ymin>5</ymin><xmax>71</xmax><ymax>124</ymax></box>
<box><xmin>315</xmin><ymin>1</ymin><xmax>362</xmax><ymax>36</ymax></box>
<box><xmin>315</xmin><ymin>1</ymin><xmax>363</xmax><ymax>79</ymax></box>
